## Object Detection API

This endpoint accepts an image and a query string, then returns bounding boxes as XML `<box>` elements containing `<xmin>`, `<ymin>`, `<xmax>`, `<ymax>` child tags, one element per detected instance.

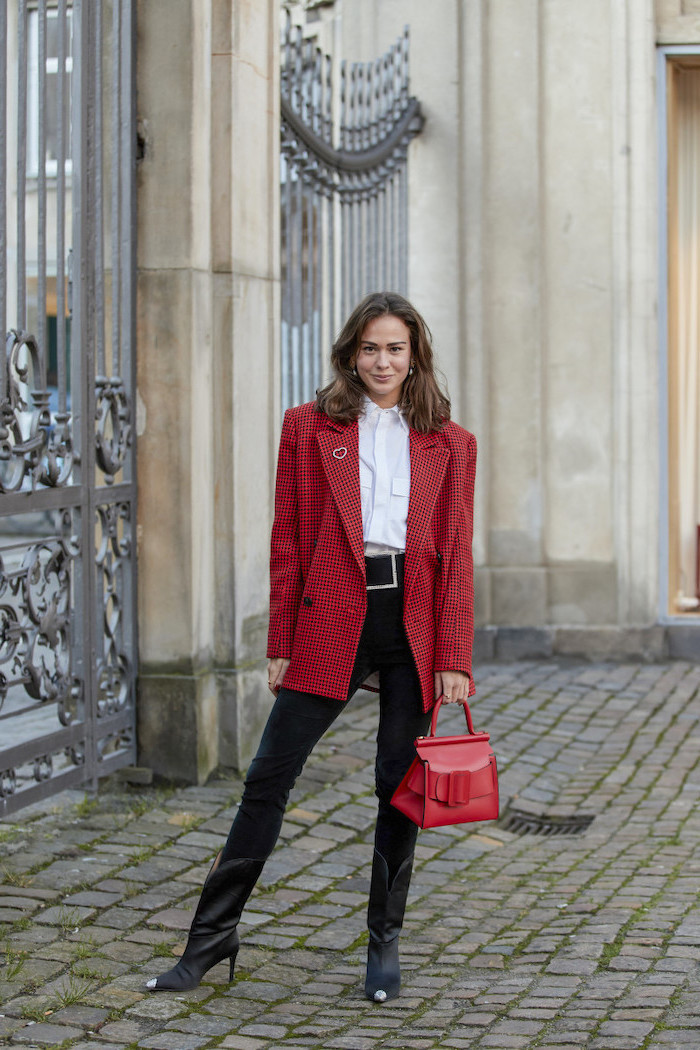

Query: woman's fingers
<box><xmin>437</xmin><ymin>670</ymin><xmax>470</xmax><ymax>703</ymax></box>
<box><xmin>267</xmin><ymin>658</ymin><xmax>290</xmax><ymax>695</ymax></box>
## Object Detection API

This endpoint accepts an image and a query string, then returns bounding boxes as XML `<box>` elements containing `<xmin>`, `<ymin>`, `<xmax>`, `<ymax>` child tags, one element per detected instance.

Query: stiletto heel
<box><xmin>146</xmin><ymin>857</ymin><xmax>262</xmax><ymax>992</ymax></box>
<box><xmin>228</xmin><ymin>945</ymin><xmax>239</xmax><ymax>981</ymax></box>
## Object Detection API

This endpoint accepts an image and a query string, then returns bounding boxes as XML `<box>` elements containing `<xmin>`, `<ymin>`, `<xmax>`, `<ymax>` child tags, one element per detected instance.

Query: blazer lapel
<box><xmin>404</xmin><ymin>430</ymin><xmax>450</xmax><ymax>599</ymax></box>
<box><xmin>317</xmin><ymin>420</ymin><xmax>365</xmax><ymax>574</ymax></box>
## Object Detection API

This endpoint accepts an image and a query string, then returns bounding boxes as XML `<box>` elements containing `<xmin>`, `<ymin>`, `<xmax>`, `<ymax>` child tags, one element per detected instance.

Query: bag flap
<box><xmin>417</xmin><ymin>731</ymin><xmax>490</xmax><ymax>747</ymax></box>
<box><xmin>415</xmin><ymin>737</ymin><xmax>494</xmax><ymax>776</ymax></box>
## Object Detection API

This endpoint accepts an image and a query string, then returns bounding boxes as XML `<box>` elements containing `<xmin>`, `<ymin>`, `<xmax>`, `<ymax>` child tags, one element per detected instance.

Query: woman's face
<box><xmin>353</xmin><ymin>314</ymin><xmax>412</xmax><ymax>409</ymax></box>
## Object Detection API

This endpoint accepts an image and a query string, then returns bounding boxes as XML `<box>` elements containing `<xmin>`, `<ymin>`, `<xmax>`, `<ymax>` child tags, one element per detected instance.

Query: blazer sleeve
<box><xmin>267</xmin><ymin>410</ymin><xmax>304</xmax><ymax>659</ymax></box>
<box><xmin>433</xmin><ymin>430</ymin><xmax>477</xmax><ymax>694</ymax></box>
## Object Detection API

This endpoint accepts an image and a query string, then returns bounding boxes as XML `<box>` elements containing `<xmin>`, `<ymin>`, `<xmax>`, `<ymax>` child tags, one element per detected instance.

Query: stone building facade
<box><xmin>134</xmin><ymin>0</ymin><xmax>700</xmax><ymax>782</ymax></box>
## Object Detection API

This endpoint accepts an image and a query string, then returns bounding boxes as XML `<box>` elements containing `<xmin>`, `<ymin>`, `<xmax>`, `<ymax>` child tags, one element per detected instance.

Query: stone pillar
<box><xmin>135</xmin><ymin>0</ymin><xmax>280</xmax><ymax>782</ymax></box>
<box><xmin>465</xmin><ymin>0</ymin><xmax>658</xmax><ymax>642</ymax></box>
<box><xmin>334</xmin><ymin>0</ymin><xmax>663</xmax><ymax>647</ymax></box>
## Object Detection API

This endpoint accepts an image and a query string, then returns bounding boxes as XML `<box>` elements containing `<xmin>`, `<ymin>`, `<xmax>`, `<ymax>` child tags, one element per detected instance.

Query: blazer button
<box><xmin>303</xmin><ymin>596</ymin><xmax>313</xmax><ymax>607</ymax></box>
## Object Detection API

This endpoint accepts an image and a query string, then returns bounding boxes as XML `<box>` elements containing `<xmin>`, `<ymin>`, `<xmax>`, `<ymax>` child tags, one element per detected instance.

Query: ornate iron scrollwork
<box><xmin>66</xmin><ymin>743</ymin><xmax>86</xmax><ymax>768</ymax></box>
<box><xmin>280</xmin><ymin>15</ymin><xmax>423</xmax><ymax>408</ymax></box>
<box><xmin>58</xmin><ymin>676</ymin><xmax>82</xmax><ymax>727</ymax></box>
<box><xmin>43</xmin><ymin>412</ymin><xmax>76</xmax><ymax>488</ymax></box>
<box><xmin>97</xmin><ymin>728</ymin><xmax>133</xmax><ymax>760</ymax></box>
<box><xmin>0</xmin><ymin>512</ymin><xmax>78</xmax><ymax>706</ymax></box>
<box><xmin>33</xmin><ymin>754</ymin><xmax>53</xmax><ymax>781</ymax></box>
<box><xmin>95</xmin><ymin>501</ymin><xmax>133</xmax><ymax>717</ymax></box>
<box><xmin>0</xmin><ymin>0</ymin><xmax>137</xmax><ymax>816</ymax></box>
<box><xmin>0</xmin><ymin>331</ymin><xmax>75</xmax><ymax>492</ymax></box>
<box><xmin>0</xmin><ymin>588</ymin><xmax>19</xmax><ymax>714</ymax></box>
<box><xmin>0</xmin><ymin>768</ymin><xmax>17</xmax><ymax>799</ymax></box>
<box><xmin>95</xmin><ymin>377</ymin><xmax>132</xmax><ymax>483</ymax></box>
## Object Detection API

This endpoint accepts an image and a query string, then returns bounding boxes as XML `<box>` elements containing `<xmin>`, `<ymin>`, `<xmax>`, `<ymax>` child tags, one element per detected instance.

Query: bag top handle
<box><xmin>431</xmin><ymin>696</ymin><xmax>477</xmax><ymax>737</ymax></box>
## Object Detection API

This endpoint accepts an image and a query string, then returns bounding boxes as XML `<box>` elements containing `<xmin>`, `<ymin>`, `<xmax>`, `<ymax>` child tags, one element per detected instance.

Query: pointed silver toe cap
<box><xmin>373</xmin><ymin>989</ymin><xmax>388</xmax><ymax>1003</ymax></box>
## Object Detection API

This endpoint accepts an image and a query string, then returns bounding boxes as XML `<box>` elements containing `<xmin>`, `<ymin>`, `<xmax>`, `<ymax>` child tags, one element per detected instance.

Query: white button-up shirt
<box><xmin>358</xmin><ymin>397</ymin><xmax>411</xmax><ymax>553</ymax></box>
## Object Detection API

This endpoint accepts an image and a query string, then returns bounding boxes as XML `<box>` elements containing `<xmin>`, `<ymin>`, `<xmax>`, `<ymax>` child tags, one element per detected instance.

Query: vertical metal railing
<box><xmin>56</xmin><ymin>0</ymin><xmax>67</xmax><ymax>413</ymax></box>
<box><xmin>36</xmin><ymin>0</ymin><xmax>47</xmax><ymax>388</ymax></box>
<box><xmin>111</xmin><ymin>0</ymin><xmax>121</xmax><ymax>382</ymax></box>
<box><xmin>0</xmin><ymin>5</ymin><xmax>6</xmax><ymax>388</ymax></box>
<box><xmin>94</xmin><ymin>0</ymin><xmax>105</xmax><ymax>381</ymax></box>
<box><xmin>16</xmin><ymin>0</ymin><xmax>27</xmax><ymax>329</ymax></box>
<box><xmin>280</xmin><ymin>17</ymin><xmax>423</xmax><ymax>410</ymax></box>
<box><xmin>0</xmin><ymin>0</ymin><xmax>137</xmax><ymax>816</ymax></box>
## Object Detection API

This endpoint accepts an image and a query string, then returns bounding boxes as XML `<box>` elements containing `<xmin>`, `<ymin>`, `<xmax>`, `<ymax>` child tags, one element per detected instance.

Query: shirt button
<box><xmin>303</xmin><ymin>597</ymin><xmax>312</xmax><ymax>607</ymax></box>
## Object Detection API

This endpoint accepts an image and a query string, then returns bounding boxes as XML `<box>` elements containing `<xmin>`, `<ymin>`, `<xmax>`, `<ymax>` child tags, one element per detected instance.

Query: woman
<box><xmin>147</xmin><ymin>291</ymin><xmax>477</xmax><ymax>1002</ymax></box>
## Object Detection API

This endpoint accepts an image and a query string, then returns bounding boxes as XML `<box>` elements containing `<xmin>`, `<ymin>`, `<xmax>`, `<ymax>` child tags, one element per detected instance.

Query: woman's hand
<box><xmin>267</xmin><ymin>658</ymin><xmax>290</xmax><ymax>696</ymax></box>
<box><xmin>434</xmin><ymin>670</ymin><xmax>470</xmax><ymax>704</ymax></box>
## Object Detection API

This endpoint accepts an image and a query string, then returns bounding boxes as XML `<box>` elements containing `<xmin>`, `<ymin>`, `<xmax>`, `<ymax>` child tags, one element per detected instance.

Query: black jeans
<box><xmin>221</xmin><ymin>583</ymin><xmax>431</xmax><ymax>877</ymax></box>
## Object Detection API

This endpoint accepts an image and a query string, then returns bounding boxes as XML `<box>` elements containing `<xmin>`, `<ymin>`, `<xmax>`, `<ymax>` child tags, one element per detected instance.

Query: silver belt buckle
<box><xmin>366</xmin><ymin>552</ymin><xmax>398</xmax><ymax>591</ymax></box>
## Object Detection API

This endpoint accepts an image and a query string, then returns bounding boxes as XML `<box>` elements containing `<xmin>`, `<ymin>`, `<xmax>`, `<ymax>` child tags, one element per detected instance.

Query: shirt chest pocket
<box><xmin>360</xmin><ymin>465</ymin><xmax>373</xmax><ymax>528</ymax></box>
<box><xmin>391</xmin><ymin>477</ymin><xmax>410</xmax><ymax>519</ymax></box>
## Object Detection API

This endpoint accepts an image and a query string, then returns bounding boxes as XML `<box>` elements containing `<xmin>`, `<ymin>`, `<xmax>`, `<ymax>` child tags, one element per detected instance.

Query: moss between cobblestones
<box><xmin>638</xmin><ymin>985</ymin><xmax>688</xmax><ymax>1046</ymax></box>
<box><xmin>9</xmin><ymin>914</ymin><xmax>31</xmax><ymax>931</ymax></box>
<box><xmin>73</xmin><ymin>795</ymin><xmax>101</xmax><ymax>819</ymax></box>
<box><xmin>20</xmin><ymin>1001</ymin><xmax>55</xmax><ymax>1022</ymax></box>
<box><xmin>0</xmin><ymin>825</ymin><xmax>24</xmax><ymax>844</ymax></box>
<box><xmin>0</xmin><ymin>865</ymin><xmax>33</xmax><ymax>887</ymax></box>
<box><xmin>3</xmin><ymin>664</ymin><xmax>700</xmax><ymax>1049</ymax></box>
<box><xmin>595</xmin><ymin>858</ymin><xmax>687</xmax><ymax>973</ymax></box>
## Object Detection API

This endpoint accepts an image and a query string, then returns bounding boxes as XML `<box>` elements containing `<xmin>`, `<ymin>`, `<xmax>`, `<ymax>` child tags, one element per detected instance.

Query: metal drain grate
<box><xmin>499</xmin><ymin>803</ymin><xmax>595</xmax><ymax>837</ymax></box>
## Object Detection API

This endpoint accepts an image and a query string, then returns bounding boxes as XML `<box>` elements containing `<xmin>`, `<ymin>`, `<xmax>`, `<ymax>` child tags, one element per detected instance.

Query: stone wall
<box><xmin>657</xmin><ymin>0</ymin><xmax>700</xmax><ymax>42</ymax></box>
<box><xmin>336</xmin><ymin>0</ymin><xmax>668</xmax><ymax>648</ymax></box>
<box><xmin>133</xmin><ymin>0</ymin><xmax>698</xmax><ymax>782</ymax></box>
<box><xmin>135</xmin><ymin>0</ymin><xmax>280</xmax><ymax>782</ymax></box>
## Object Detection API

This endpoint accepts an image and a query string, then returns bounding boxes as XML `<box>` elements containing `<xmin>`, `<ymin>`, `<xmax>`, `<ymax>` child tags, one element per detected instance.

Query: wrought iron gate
<box><xmin>280</xmin><ymin>15</ymin><xmax>424</xmax><ymax>409</ymax></box>
<box><xmin>0</xmin><ymin>0</ymin><xmax>136</xmax><ymax>816</ymax></box>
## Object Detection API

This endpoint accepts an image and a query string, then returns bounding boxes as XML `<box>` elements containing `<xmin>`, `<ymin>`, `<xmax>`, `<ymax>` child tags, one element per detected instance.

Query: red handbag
<box><xmin>391</xmin><ymin>697</ymin><xmax>499</xmax><ymax>828</ymax></box>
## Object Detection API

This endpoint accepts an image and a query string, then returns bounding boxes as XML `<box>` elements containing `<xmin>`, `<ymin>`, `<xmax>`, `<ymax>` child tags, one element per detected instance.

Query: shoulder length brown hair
<box><xmin>315</xmin><ymin>292</ymin><xmax>451</xmax><ymax>433</ymax></box>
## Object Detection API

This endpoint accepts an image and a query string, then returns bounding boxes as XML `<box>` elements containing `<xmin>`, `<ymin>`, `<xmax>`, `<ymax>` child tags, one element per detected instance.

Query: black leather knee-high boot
<box><xmin>364</xmin><ymin>848</ymin><xmax>414</xmax><ymax>1003</ymax></box>
<box><xmin>146</xmin><ymin>855</ymin><xmax>263</xmax><ymax>991</ymax></box>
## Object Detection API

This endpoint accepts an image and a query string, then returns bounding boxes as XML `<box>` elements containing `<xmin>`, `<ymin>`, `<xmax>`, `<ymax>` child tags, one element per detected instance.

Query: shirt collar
<box><xmin>359</xmin><ymin>395</ymin><xmax>409</xmax><ymax>432</ymax></box>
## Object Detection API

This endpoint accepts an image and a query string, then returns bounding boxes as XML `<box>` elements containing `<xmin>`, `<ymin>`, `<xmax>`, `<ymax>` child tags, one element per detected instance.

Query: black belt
<box><xmin>365</xmin><ymin>552</ymin><xmax>405</xmax><ymax>590</ymax></box>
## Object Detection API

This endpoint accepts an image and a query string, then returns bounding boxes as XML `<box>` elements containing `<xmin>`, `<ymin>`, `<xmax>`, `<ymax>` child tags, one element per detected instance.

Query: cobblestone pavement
<box><xmin>2</xmin><ymin>659</ymin><xmax>700</xmax><ymax>1050</ymax></box>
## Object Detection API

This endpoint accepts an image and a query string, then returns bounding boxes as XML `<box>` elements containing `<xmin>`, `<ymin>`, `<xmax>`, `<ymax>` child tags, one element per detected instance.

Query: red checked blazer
<box><xmin>267</xmin><ymin>401</ymin><xmax>477</xmax><ymax>713</ymax></box>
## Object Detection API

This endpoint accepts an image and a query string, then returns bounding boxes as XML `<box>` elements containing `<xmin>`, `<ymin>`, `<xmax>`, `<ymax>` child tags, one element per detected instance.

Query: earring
<box><xmin>408</xmin><ymin>365</ymin><xmax>414</xmax><ymax>375</ymax></box>
<box><xmin>352</xmin><ymin>367</ymin><xmax>357</xmax><ymax>375</ymax></box>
